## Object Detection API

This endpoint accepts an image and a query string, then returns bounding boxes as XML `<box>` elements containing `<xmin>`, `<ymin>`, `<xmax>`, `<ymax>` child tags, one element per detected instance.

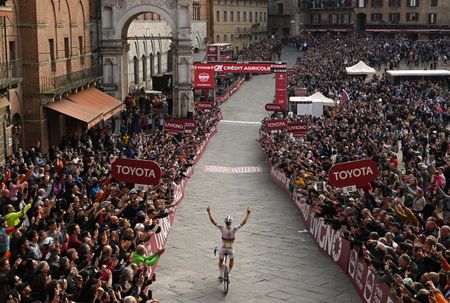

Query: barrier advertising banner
<box><xmin>287</xmin><ymin>121</ymin><xmax>308</xmax><ymax>135</ymax></box>
<box><xmin>164</xmin><ymin>120</ymin><xmax>185</xmax><ymax>134</ymax></box>
<box><xmin>328</xmin><ymin>159</ymin><xmax>378</xmax><ymax>188</ymax></box>
<box><xmin>111</xmin><ymin>158</ymin><xmax>162</xmax><ymax>185</ymax></box>
<box><xmin>265</xmin><ymin>119</ymin><xmax>287</xmax><ymax>131</ymax></box>
<box><xmin>194</xmin><ymin>68</ymin><xmax>215</xmax><ymax>89</ymax></box>
<box><xmin>268</xmin><ymin>163</ymin><xmax>395</xmax><ymax>303</ymax></box>
<box><xmin>180</xmin><ymin>119</ymin><xmax>196</xmax><ymax>131</ymax></box>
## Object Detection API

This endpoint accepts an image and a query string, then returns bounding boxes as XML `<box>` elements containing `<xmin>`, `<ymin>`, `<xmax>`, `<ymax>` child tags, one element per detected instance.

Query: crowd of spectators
<box><xmin>0</xmin><ymin>98</ymin><xmax>222</xmax><ymax>302</ymax></box>
<box><xmin>285</xmin><ymin>35</ymin><xmax>449</xmax><ymax>97</ymax></box>
<box><xmin>260</xmin><ymin>34</ymin><xmax>450</xmax><ymax>302</ymax></box>
<box><xmin>237</xmin><ymin>37</ymin><xmax>282</xmax><ymax>61</ymax></box>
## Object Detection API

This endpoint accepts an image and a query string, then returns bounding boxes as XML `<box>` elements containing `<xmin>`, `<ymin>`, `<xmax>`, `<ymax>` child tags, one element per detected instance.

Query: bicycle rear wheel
<box><xmin>223</xmin><ymin>265</ymin><xmax>229</xmax><ymax>294</ymax></box>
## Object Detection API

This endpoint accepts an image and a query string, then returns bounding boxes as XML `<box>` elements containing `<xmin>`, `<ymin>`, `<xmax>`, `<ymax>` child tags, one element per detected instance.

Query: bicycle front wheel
<box><xmin>223</xmin><ymin>266</ymin><xmax>229</xmax><ymax>294</ymax></box>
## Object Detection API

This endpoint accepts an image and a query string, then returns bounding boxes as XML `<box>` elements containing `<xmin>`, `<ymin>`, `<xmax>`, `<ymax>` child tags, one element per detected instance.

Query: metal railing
<box><xmin>0</xmin><ymin>59</ymin><xmax>22</xmax><ymax>89</ymax></box>
<box><xmin>40</xmin><ymin>65</ymin><xmax>103</xmax><ymax>94</ymax></box>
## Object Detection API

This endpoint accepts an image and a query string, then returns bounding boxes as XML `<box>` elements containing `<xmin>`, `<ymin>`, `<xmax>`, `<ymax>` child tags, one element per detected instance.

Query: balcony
<box><xmin>0</xmin><ymin>59</ymin><xmax>22</xmax><ymax>90</ymax></box>
<box><xmin>40</xmin><ymin>65</ymin><xmax>103</xmax><ymax>94</ymax></box>
<box><xmin>299</xmin><ymin>0</ymin><xmax>353</xmax><ymax>10</ymax></box>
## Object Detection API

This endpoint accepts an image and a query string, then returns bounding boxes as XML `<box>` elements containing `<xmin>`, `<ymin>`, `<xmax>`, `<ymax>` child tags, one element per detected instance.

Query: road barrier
<box><xmin>143</xmin><ymin>124</ymin><xmax>218</xmax><ymax>278</ymax></box>
<box><xmin>268</xmin><ymin>162</ymin><xmax>396</xmax><ymax>303</ymax></box>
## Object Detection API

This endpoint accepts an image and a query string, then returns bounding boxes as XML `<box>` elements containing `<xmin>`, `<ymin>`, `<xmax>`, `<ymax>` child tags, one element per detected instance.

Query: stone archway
<box><xmin>100</xmin><ymin>0</ymin><xmax>193</xmax><ymax>117</ymax></box>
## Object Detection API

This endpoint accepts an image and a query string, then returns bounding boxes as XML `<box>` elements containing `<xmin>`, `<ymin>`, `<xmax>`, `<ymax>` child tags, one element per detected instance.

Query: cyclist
<box><xmin>206</xmin><ymin>206</ymin><xmax>251</xmax><ymax>280</ymax></box>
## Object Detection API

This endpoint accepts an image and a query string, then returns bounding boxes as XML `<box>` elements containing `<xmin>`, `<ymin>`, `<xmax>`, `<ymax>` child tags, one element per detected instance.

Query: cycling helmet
<box><xmin>224</xmin><ymin>216</ymin><xmax>233</xmax><ymax>224</ymax></box>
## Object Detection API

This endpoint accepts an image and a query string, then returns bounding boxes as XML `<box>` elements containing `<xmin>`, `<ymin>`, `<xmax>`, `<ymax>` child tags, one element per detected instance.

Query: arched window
<box><xmin>142</xmin><ymin>55</ymin><xmax>147</xmax><ymax>82</ymax></box>
<box><xmin>167</xmin><ymin>49</ymin><xmax>173</xmax><ymax>72</ymax></box>
<box><xmin>224</xmin><ymin>34</ymin><xmax>228</xmax><ymax>42</ymax></box>
<box><xmin>157</xmin><ymin>52</ymin><xmax>161</xmax><ymax>74</ymax></box>
<box><xmin>216</xmin><ymin>35</ymin><xmax>220</xmax><ymax>42</ymax></box>
<box><xmin>133</xmin><ymin>56</ymin><xmax>139</xmax><ymax>84</ymax></box>
<box><xmin>150</xmin><ymin>53</ymin><xmax>154</xmax><ymax>76</ymax></box>
<box><xmin>231</xmin><ymin>34</ymin><xmax>234</xmax><ymax>41</ymax></box>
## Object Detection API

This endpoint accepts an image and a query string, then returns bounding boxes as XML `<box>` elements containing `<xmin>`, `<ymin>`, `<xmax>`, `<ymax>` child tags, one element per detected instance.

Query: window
<box><xmin>277</xmin><ymin>3</ymin><xmax>283</xmax><ymax>14</ymax></box>
<box><xmin>250</xmin><ymin>12</ymin><xmax>252</xmax><ymax>22</ymax></box>
<box><xmin>389</xmin><ymin>0</ymin><xmax>401</xmax><ymax>6</ymax></box>
<box><xmin>371</xmin><ymin>0</ymin><xmax>382</xmax><ymax>7</ymax></box>
<box><xmin>311</xmin><ymin>14</ymin><xmax>321</xmax><ymax>24</ymax></box>
<box><xmin>342</xmin><ymin>13</ymin><xmax>351</xmax><ymax>24</ymax></box>
<box><xmin>243</xmin><ymin>11</ymin><xmax>247</xmax><ymax>21</ymax></box>
<box><xmin>224</xmin><ymin>11</ymin><xmax>227</xmax><ymax>21</ymax></box>
<box><xmin>431</xmin><ymin>0</ymin><xmax>438</xmax><ymax>6</ymax></box>
<box><xmin>133</xmin><ymin>56</ymin><xmax>139</xmax><ymax>84</ymax></box>
<box><xmin>224</xmin><ymin>35</ymin><xmax>228</xmax><ymax>42</ymax></box>
<box><xmin>142</xmin><ymin>55</ymin><xmax>147</xmax><ymax>82</ymax></box>
<box><xmin>264</xmin><ymin>12</ymin><xmax>266</xmax><ymax>22</ymax></box>
<box><xmin>260</xmin><ymin>11</ymin><xmax>263</xmax><ymax>21</ymax></box>
<box><xmin>329</xmin><ymin>14</ymin><xmax>338</xmax><ymax>25</ymax></box>
<box><xmin>231</xmin><ymin>34</ymin><xmax>234</xmax><ymax>41</ymax></box>
<box><xmin>357</xmin><ymin>0</ymin><xmax>366</xmax><ymax>7</ymax></box>
<box><xmin>237</xmin><ymin>11</ymin><xmax>240</xmax><ymax>22</ymax></box>
<box><xmin>389</xmin><ymin>12</ymin><xmax>400</xmax><ymax>23</ymax></box>
<box><xmin>371</xmin><ymin>13</ymin><xmax>383</xmax><ymax>22</ymax></box>
<box><xmin>216</xmin><ymin>34</ymin><xmax>220</xmax><ymax>42</ymax></box>
<box><xmin>428</xmin><ymin>13</ymin><xmax>437</xmax><ymax>24</ymax></box>
<box><xmin>193</xmin><ymin>1</ymin><xmax>201</xmax><ymax>20</ymax></box>
<box><xmin>78</xmin><ymin>36</ymin><xmax>84</xmax><ymax>64</ymax></box>
<box><xmin>150</xmin><ymin>54</ymin><xmax>154</xmax><ymax>76</ymax></box>
<box><xmin>406</xmin><ymin>12</ymin><xmax>419</xmax><ymax>21</ymax></box>
<box><xmin>8</xmin><ymin>41</ymin><xmax>15</xmax><ymax>61</ymax></box>
<box><xmin>64</xmin><ymin>37</ymin><xmax>70</xmax><ymax>58</ymax></box>
<box><xmin>407</xmin><ymin>0</ymin><xmax>418</xmax><ymax>6</ymax></box>
<box><xmin>157</xmin><ymin>52</ymin><xmax>161</xmax><ymax>74</ymax></box>
<box><xmin>231</xmin><ymin>11</ymin><xmax>234</xmax><ymax>21</ymax></box>
<box><xmin>216</xmin><ymin>10</ymin><xmax>220</xmax><ymax>22</ymax></box>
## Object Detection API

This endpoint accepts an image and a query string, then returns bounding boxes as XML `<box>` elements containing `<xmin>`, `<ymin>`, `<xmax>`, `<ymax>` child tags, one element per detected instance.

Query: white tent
<box><xmin>310</xmin><ymin>92</ymin><xmax>335</xmax><ymax>107</ymax></box>
<box><xmin>345</xmin><ymin>61</ymin><xmax>376</xmax><ymax>75</ymax></box>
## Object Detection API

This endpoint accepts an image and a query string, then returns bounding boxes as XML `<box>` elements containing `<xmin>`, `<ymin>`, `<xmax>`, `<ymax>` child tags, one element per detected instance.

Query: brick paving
<box><xmin>153</xmin><ymin>47</ymin><xmax>361</xmax><ymax>303</ymax></box>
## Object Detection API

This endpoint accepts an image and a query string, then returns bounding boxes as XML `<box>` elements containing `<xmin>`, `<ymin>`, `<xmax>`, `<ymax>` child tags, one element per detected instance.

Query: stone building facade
<box><xmin>207</xmin><ymin>0</ymin><xmax>269</xmax><ymax>51</ymax></box>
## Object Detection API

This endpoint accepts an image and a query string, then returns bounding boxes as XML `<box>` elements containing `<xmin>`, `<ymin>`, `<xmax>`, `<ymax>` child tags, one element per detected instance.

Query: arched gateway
<box><xmin>100</xmin><ymin>0</ymin><xmax>193</xmax><ymax>117</ymax></box>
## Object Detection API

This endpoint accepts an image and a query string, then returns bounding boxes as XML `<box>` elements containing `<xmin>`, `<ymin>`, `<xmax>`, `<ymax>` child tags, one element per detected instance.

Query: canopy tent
<box><xmin>386</xmin><ymin>70</ymin><xmax>450</xmax><ymax>77</ymax></box>
<box><xmin>310</xmin><ymin>92</ymin><xmax>335</xmax><ymax>107</ymax></box>
<box><xmin>345</xmin><ymin>61</ymin><xmax>376</xmax><ymax>75</ymax></box>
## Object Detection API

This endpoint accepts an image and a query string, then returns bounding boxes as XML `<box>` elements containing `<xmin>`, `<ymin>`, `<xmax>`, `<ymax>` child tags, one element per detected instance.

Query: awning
<box><xmin>67</xmin><ymin>88</ymin><xmax>124</xmax><ymax>121</ymax></box>
<box><xmin>46</xmin><ymin>87</ymin><xmax>124</xmax><ymax>128</ymax></box>
<box><xmin>0</xmin><ymin>97</ymin><xmax>10</xmax><ymax>108</ymax></box>
<box><xmin>0</xmin><ymin>7</ymin><xmax>13</xmax><ymax>18</ymax></box>
<box><xmin>47</xmin><ymin>99</ymin><xmax>104</xmax><ymax>129</ymax></box>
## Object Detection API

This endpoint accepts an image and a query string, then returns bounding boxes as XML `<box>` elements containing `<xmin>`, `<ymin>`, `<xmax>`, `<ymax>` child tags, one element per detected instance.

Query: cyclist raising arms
<box><xmin>206</xmin><ymin>206</ymin><xmax>251</xmax><ymax>280</ymax></box>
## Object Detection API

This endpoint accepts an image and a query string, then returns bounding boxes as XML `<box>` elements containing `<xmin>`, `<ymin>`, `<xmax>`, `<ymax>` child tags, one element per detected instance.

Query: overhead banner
<box><xmin>275</xmin><ymin>72</ymin><xmax>287</xmax><ymax>110</ymax></box>
<box><xmin>194</xmin><ymin>68</ymin><xmax>215</xmax><ymax>89</ymax></box>
<box><xmin>193</xmin><ymin>62</ymin><xmax>287</xmax><ymax>74</ymax></box>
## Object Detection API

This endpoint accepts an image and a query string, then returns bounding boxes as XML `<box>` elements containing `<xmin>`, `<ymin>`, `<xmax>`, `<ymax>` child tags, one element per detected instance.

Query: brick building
<box><xmin>207</xmin><ymin>0</ymin><xmax>269</xmax><ymax>51</ymax></box>
<box><xmin>0</xmin><ymin>1</ymin><xmax>21</xmax><ymax>164</ymax></box>
<box><xmin>17</xmin><ymin>0</ymin><xmax>122</xmax><ymax>152</ymax></box>
<box><xmin>297</xmin><ymin>0</ymin><xmax>450</xmax><ymax>38</ymax></box>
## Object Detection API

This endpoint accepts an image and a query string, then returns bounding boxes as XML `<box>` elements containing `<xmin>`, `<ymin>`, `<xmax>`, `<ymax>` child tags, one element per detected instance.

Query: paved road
<box><xmin>154</xmin><ymin>47</ymin><xmax>361</xmax><ymax>303</ymax></box>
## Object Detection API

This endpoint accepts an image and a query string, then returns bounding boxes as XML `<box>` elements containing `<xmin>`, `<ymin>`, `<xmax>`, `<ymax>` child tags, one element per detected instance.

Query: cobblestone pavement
<box><xmin>153</xmin><ymin>47</ymin><xmax>361</xmax><ymax>303</ymax></box>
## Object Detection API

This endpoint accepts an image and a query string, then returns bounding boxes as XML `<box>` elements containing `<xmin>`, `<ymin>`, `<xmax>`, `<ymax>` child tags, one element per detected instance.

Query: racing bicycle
<box><xmin>214</xmin><ymin>247</ymin><xmax>230</xmax><ymax>294</ymax></box>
